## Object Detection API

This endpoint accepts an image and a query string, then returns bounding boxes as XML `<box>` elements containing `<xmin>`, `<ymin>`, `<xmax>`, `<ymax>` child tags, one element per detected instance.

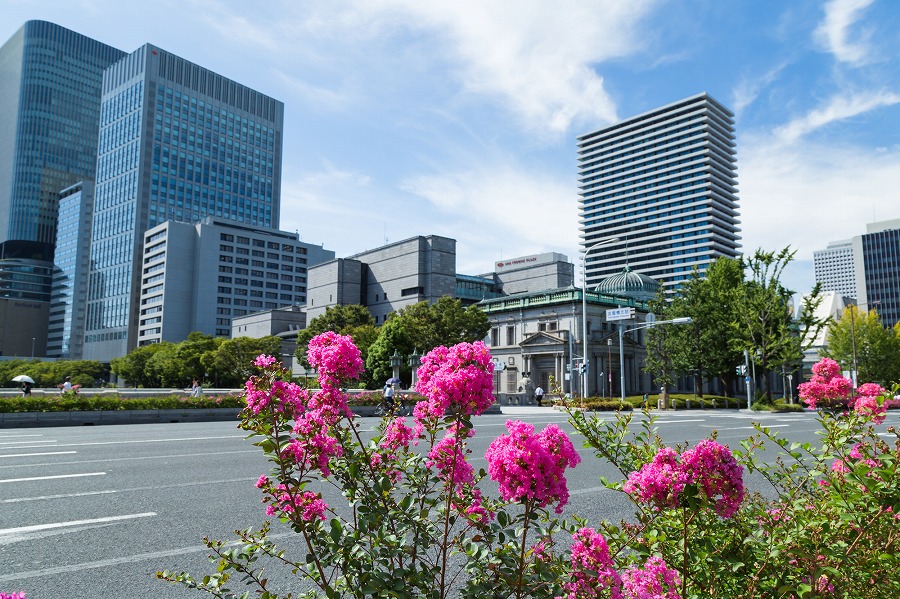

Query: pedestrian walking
<box><xmin>535</xmin><ymin>385</ymin><xmax>545</xmax><ymax>406</ymax></box>
<box><xmin>61</xmin><ymin>376</ymin><xmax>73</xmax><ymax>393</ymax></box>
<box><xmin>21</xmin><ymin>381</ymin><xmax>32</xmax><ymax>396</ymax></box>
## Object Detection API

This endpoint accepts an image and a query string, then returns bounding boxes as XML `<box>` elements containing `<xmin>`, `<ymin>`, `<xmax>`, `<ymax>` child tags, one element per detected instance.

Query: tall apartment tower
<box><xmin>82</xmin><ymin>44</ymin><xmax>284</xmax><ymax>361</ymax></box>
<box><xmin>0</xmin><ymin>21</ymin><xmax>124</xmax><ymax>356</ymax></box>
<box><xmin>853</xmin><ymin>218</ymin><xmax>900</xmax><ymax>328</ymax></box>
<box><xmin>577</xmin><ymin>93</ymin><xmax>741</xmax><ymax>291</ymax></box>
<box><xmin>813</xmin><ymin>239</ymin><xmax>857</xmax><ymax>299</ymax></box>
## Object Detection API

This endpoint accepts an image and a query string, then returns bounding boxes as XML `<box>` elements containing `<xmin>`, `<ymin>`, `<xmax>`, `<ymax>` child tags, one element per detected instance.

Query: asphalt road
<box><xmin>0</xmin><ymin>408</ymin><xmax>890</xmax><ymax>599</ymax></box>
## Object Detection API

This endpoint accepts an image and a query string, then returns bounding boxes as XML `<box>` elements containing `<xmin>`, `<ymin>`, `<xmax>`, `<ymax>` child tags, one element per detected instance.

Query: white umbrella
<box><xmin>12</xmin><ymin>375</ymin><xmax>35</xmax><ymax>384</ymax></box>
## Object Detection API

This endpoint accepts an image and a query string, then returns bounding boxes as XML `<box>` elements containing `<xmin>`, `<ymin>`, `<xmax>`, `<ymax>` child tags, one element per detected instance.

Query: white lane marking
<box><xmin>0</xmin><ymin>472</ymin><xmax>105</xmax><ymax>484</ymax></box>
<box><xmin>2</xmin><ymin>490</ymin><xmax>118</xmax><ymax>503</ymax></box>
<box><xmin>699</xmin><ymin>424</ymin><xmax>791</xmax><ymax>430</ymax></box>
<box><xmin>0</xmin><ymin>434</ymin><xmax>44</xmax><ymax>438</ymax></box>
<box><xmin>1</xmin><ymin>476</ymin><xmax>254</xmax><ymax>504</ymax></box>
<box><xmin>0</xmin><ymin>531</ymin><xmax>294</xmax><ymax>582</ymax></box>
<box><xmin>0</xmin><ymin>448</ymin><xmax>257</xmax><ymax>470</ymax></box>
<box><xmin>0</xmin><ymin>512</ymin><xmax>156</xmax><ymax>536</ymax></box>
<box><xmin>0</xmin><ymin>440</ymin><xmax>56</xmax><ymax>446</ymax></box>
<box><xmin>1</xmin><ymin>434</ymin><xmax>245</xmax><ymax>451</ymax></box>
<box><xmin>654</xmin><ymin>419</ymin><xmax>705</xmax><ymax>424</ymax></box>
<box><xmin>0</xmin><ymin>451</ymin><xmax>76</xmax><ymax>459</ymax></box>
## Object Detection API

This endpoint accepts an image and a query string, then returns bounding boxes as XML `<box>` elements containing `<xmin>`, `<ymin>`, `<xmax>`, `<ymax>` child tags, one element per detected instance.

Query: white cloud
<box><xmin>738</xmin><ymin>133</ymin><xmax>900</xmax><ymax>284</ymax></box>
<box><xmin>373</xmin><ymin>0</ymin><xmax>657</xmax><ymax>135</ymax></box>
<box><xmin>731</xmin><ymin>62</ymin><xmax>788</xmax><ymax>119</ymax></box>
<box><xmin>773</xmin><ymin>90</ymin><xmax>900</xmax><ymax>143</ymax></box>
<box><xmin>813</xmin><ymin>0</ymin><xmax>875</xmax><ymax>65</ymax></box>
<box><xmin>401</xmin><ymin>163</ymin><xmax>580</xmax><ymax>273</ymax></box>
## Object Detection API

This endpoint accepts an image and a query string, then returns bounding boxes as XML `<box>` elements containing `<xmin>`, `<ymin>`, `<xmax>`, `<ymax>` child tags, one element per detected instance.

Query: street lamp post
<box><xmin>606</xmin><ymin>337</ymin><xmax>612</xmax><ymax>399</ymax></box>
<box><xmin>408</xmin><ymin>348</ymin><xmax>420</xmax><ymax>389</ymax></box>
<box><xmin>390</xmin><ymin>350</ymin><xmax>402</xmax><ymax>385</ymax></box>
<box><xmin>581</xmin><ymin>237</ymin><xmax>619</xmax><ymax>398</ymax></box>
<box><xmin>619</xmin><ymin>317</ymin><xmax>692</xmax><ymax>403</ymax></box>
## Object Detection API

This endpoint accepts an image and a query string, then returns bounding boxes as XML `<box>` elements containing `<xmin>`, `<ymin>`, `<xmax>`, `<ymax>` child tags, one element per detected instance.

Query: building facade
<box><xmin>47</xmin><ymin>181</ymin><xmax>94</xmax><ymax>358</ymax></box>
<box><xmin>306</xmin><ymin>235</ymin><xmax>457</xmax><ymax>324</ymax></box>
<box><xmin>813</xmin><ymin>239</ymin><xmax>857</xmax><ymax>298</ymax></box>
<box><xmin>487</xmin><ymin>252</ymin><xmax>574</xmax><ymax>295</ymax></box>
<box><xmin>136</xmin><ymin>218</ymin><xmax>332</xmax><ymax>346</ymax></box>
<box><xmin>853</xmin><ymin>218</ymin><xmax>900</xmax><ymax>328</ymax></box>
<box><xmin>479</xmin><ymin>288</ymin><xmax>653</xmax><ymax>400</ymax></box>
<box><xmin>83</xmin><ymin>44</ymin><xmax>284</xmax><ymax>361</ymax></box>
<box><xmin>0</xmin><ymin>21</ymin><xmax>124</xmax><ymax>254</ymax></box>
<box><xmin>577</xmin><ymin>93</ymin><xmax>741</xmax><ymax>291</ymax></box>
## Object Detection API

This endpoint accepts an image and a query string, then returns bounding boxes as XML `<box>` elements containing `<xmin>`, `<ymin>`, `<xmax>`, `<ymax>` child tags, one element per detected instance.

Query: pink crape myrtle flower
<box><xmin>680</xmin><ymin>439</ymin><xmax>745</xmax><ymax>518</ymax></box>
<box><xmin>624</xmin><ymin>440</ymin><xmax>744</xmax><ymax>518</ymax></box>
<box><xmin>306</xmin><ymin>331</ymin><xmax>365</xmax><ymax>385</ymax></box>
<box><xmin>414</xmin><ymin>341</ymin><xmax>495</xmax><ymax>418</ymax></box>
<box><xmin>798</xmin><ymin>358</ymin><xmax>853</xmax><ymax>409</ymax></box>
<box><xmin>622</xmin><ymin>447</ymin><xmax>687</xmax><ymax>510</ymax></box>
<box><xmin>244</xmin><ymin>377</ymin><xmax>309</xmax><ymax>415</ymax></box>
<box><xmin>561</xmin><ymin>527</ymin><xmax>623</xmax><ymax>599</ymax></box>
<box><xmin>266</xmin><ymin>486</ymin><xmax>328</xmax><ymax>521</ymax></box>
<box><xmin>622</xmin><ymin>556</ymin><xmax>682</xmax><ymax>599</ymax></box>
<box><xmin>853</xmin><ymin>394</ymin><xmax>887</xmax><ymax>424</ymax></box>
<box><xmin>254</xmin><ymin>354</ymin><xmax>278</xmax><ymax>368</ymax></box>
<box><xmin>0</xmin><ymin>594</ymin><xmax>25</xmax><ymax>599</ymax></box>
<box><xmin>427</xmin><ymin>424</ymin><xmax>475</xmax><ymax>490</ymax></box>
<box><xmin>485</xmin><ymin>420</ymin><xmax>581</xmax><ymax>513</ymax></box>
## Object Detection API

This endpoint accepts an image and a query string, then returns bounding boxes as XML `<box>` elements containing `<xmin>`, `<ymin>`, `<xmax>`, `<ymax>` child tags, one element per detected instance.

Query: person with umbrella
<box><xmin>13</xmin><ymin>375</ymin><xmax>34</xmax><ymax>396</ymax></box>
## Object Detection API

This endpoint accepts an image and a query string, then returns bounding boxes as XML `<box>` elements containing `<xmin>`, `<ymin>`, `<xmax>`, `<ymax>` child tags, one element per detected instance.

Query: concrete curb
<box><xmin>0</xmin><ymin>402</ymin><xmax>503</xmax><ymax>429</ymax></box>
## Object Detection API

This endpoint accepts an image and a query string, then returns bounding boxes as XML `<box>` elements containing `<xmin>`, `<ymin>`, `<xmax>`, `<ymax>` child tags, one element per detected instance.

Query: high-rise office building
<box><xmin>136</xmin><ymin>217</ymin><xmax>333</xmax><ymax>345</ymax></box>
<box><xmin>0</xmin><ymin>21</ymin><xmax>123</xmax><ymax>356</ymax></box>
<box><xmin>47</xmin><ymin>181</ymin><xmax>94</xmax><ymax>358</ymax></box>
<box><xmin>813</xmin><ymin>239</ymin><xmax>857</xmax><ymax>299</ymax></box>
<box><xmin>82</xmin><ymin>44</ymin><xmax>284</xmax><ymax>361</ymax></box>
<box><xmin>853</xmin><ymin>218</ymin><xmax>900</xmax><ymax>328</ymax></box>
<box><xmin>0</xmin><ymin>21</ymin><xmax>124</xmax><ymax>254</ymax></box>
<box><xmin>577</xmin><ymin>93</ymin><xmax>741</xmax><ymax>291</ymax></box>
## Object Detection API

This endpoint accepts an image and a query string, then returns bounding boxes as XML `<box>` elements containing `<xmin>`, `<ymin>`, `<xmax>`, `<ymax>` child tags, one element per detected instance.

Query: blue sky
<box><xmin>3</xmin><ymin>0</ymin><xmax>899</xmax><ymax>294</ymax></box>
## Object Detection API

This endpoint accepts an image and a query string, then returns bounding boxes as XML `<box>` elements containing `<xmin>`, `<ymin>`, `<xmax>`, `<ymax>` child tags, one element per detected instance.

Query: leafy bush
<box><xmin>159</xmin><ymin>346</ymin><xmax>900</xmax><ymax>598</ymax></box>
<box><xmin>0</xmin><ymin>394</ymin><xmax>244</xmax><ymax>413</ymax></box>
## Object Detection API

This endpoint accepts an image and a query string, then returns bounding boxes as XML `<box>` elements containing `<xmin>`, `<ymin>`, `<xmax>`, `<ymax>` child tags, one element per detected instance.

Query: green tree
<box><xmin>731</xmin><ymin>248</ymin><xmax>827</xmax><ymax>402</ymax></box>
<box><xmin>202</xmin><ymin>336</ymin><xmax>282</xmax><ymax>387</ymax></box>
<box><xmin>366</xmin><ymin>298</ymin><xmax>490</xmax><ymax>387</ymax></box>
<box><xmin>822</xmin><ymin>305</ymin><xmax>900</xmax><ymax>385</ymax></box>
<box><xmin>111</xmin><ymin>343</ymin><xmax>169</xmax><ymax>387</ymax></box>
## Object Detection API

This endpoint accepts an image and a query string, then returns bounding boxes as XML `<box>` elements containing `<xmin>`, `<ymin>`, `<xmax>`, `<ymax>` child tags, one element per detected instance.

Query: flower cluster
<box><xmin>414</xmin><ymin>341</ymin><xmax>495</xmax><ymax>418</ymax></box>
<box><xmin>0</xmin><ymin>593</ymin><xmax>25</xmax><ymax>599</ymax></box>
<box><xmin>264</xmin><ymin>485</ymin><xmax>328</xmax><ymax>521</ymax></box>
<box><xmin>306</xmin><ymin>331</ymin><xmax>364</xmax><ymax>386</ymax></box>
<box><xmin>622</xmin><ymin>556</ymin><xmax>682</xmax><ymax>599</ymax></box>
<box><xmin>244</xmin><ymin>377</ymin><xmax>308</xmax><ymax>415</ymax></box>
<box><xmin>797</xmin><ymin>357</ymin><xmax>853</xmax><ymax>410</ymax></box>
<box><xmin>485</xmin><ymin>419</ymin><xmax>581</xmax><ymax>513</ymax></box>
<box><xmin>850</xmin><ymin>382</ymin><xmax>888</xmax><ymax>424</ymax></box>
<box><xmin>562</xmin><ymin>527</ymin><xmax>623</xmax><ymax>599</ymax></box>
<box><xmin>624</xmin><ymin>439</ymin><xmax>744</xmax><ymax>518</ymax></box>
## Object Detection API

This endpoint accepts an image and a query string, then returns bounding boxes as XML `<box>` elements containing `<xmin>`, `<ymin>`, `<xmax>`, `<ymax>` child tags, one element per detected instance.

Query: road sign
<box><xmin>606</xmin><ymin>307</ymin><xmax>634</xmax><ymax>321</ymax></box>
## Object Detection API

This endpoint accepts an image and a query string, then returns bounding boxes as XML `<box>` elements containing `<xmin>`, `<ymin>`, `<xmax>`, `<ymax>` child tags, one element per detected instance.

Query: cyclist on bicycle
<box><xmin>382</xmin><ymin>382</ymin><xmax>398</xmax><ymax>414</ymax></box>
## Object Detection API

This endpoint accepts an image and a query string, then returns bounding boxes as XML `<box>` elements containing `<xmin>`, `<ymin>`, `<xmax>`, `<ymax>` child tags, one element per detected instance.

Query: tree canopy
<box><xmin>822</xmin><ymin>305</ymin><xmax>900</xmax><ymax>386</ymax></box>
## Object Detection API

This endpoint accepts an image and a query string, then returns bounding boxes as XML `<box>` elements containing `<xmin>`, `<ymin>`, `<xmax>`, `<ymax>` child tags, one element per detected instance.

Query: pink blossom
<box><xmin>853</xmin><ymin>395</ymin><xmax>887</xmax><ymax>424</ymax></box>
<box><xmin>0</xmin><ymin>594</ymin><xmax>25</xmax><ymax>599</ymax></box>
<box><xmin>306</xmin><ymin>331</ymin><xmax>365</xmax><ymax>385</ymax></box>
<box><xmin>622</xmin><ymin>556</ymin><xmax>682</xmax><ymax>599</ymax></box>
<box><xmin>680</xmin><ymin>439</ymin><xmax>745</xmax><ymax>518</ymax></box>
<box><xmin>380</xmin><ymin>417</ymin><xmax>415</xmax><ymax>453</ymax></box>
<box><xmin>255</xmin><ymin>475</ymin><xmax>268</xmax><ymax>488</ymax></box>
<box><xmin>624</xmin><ymin>440</ymin><xmax>744</xmax><ymax>518</ymax></box>
<box><xmin>485</xmin><ymin>420</ymin><xmax>581</xmax><ymax>513</ymax></box>
<box><xmin>427</xmin><ymin>425</ymin><xmax>474</xmax><ymax>490</ymax></box>
<box><xmin>856</xmin><ymin>382</ymin><xmax>886</xmax><ymax>397</ymax></box>
<box><xmin>268</xmin><ymin>486</ymin><xmax>328</xmax><ymax>521</ymax></box>
<box><xmin>254</xmin><ymin>354</ymin><xmax>277</xmax><ymax>368</ymax></box>
<box><xmin>244</xmin><ymin>378</ymin><xmax>309</xmax><ymax>415</ymax></box>
<box><xmin>798</xmin><ymin>358</ymin><xmax>853</xmax><ymax>409</ymax></box>
<box><xmin>623</xmin><ymin>447</ymin><xmax>687</xmax><ymax>510</ymax></box>
<box><xmin>414</xmin><ymin>341</ymin><xmax>495</xmax><ymax>417</ymax></box>
<box><xmin>560</xmin><ymin>527</ymin><xmax>623</xmax><ymax>599</ymax></box>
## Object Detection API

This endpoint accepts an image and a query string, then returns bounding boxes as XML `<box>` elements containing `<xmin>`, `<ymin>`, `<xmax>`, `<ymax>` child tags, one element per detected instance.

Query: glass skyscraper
<box><xmin>577</xmin><ymin>93</ymin><xmax>741</xmax><ymax>291</ymax></box>
<box><xmin>0</xmin><ymin>21</ymin><xmax>124</xmax><ymax>258</ymax></box>
<box><xmin>82</xmin><ymin>44</ymin><xmax>283</xmax><ymax>361</ymax></box>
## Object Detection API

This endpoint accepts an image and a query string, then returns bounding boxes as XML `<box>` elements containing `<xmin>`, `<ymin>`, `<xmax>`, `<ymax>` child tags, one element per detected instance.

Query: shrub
<box><xmin>159</xmin><ymin>347</ymin><xmax>900</xmax><ymax>598</ymax></box>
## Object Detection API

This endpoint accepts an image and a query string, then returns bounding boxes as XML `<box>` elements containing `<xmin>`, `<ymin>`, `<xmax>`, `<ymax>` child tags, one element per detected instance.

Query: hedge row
<box><xmin>0</xmin><ymin>394</ymin><xmax>245</xmax><ymax>413</ymax></box>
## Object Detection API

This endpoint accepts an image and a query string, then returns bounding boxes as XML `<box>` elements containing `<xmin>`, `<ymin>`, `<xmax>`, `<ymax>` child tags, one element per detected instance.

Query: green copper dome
<box><xmin>595</xmin><ymin>266</ymin><xmax>661</xmax><ymax>301</ymax></box>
